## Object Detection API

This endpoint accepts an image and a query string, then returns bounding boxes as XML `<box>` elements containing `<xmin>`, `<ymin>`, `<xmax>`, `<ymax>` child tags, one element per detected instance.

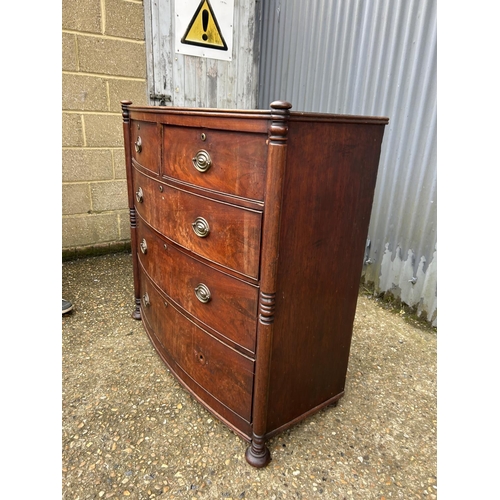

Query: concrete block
<box><xmin>90</xmin><ymin>180</ymin><xmax>128</xmax><ymax>211</ymax></box>
<box><xmin>63</xmin><ymin>149</ymin><xmax>114</xmax><ymax>182</ymax></box>
<box><xmin>62</xmin><ymin>213</ymin><xmax>120</xmax><ymax>247</ymax></box>
<box><xmin>112</xmin><ymin>149</ymin><xmax>126</xmax><ymax>179</ymax></box>
<box><xmin>109</xmin><ymin>79</ymin><xmax>148</xmax><ymax>112</ymax></box>
<box><xmin>63</xmin><ymin>183</ymin><xmax>91</xmax><ymax>215</ymax></box>
<box><xmin>63</xmin><ymin>113</ymin><xmax>84</xmax><ymax>147</ymax></box>
<box><xmin>77</xmin><ymin>35</ymin><xmax>146</xmax><ymax>78</ymax></box>
<box><xmin>105</xmin><ymin>0</ymin><xmax>145</xmax><ymax>40</ymax></box>
<box><xmin>62</xmin><ymin>74</ymin><xmax>109</xmax><ymax>111</ymax></box>
<box><xmin>84</xmin><ymin>114</ymin><xmax>123</xmax><ymax>147</ymax></box>
<box><xmin>118</xmin><ymin>210</ymin><xmax>132</xmax><ymax>240</ymax></box>
<box><xmin>63</xmin><ymin>33</ymin><xmax>78</xmax><ymax>71</ymax></box>
<box><xmin>62</xmin><ymin>0</ymin><xmax>101</xmax><ymax>33</ymax></box>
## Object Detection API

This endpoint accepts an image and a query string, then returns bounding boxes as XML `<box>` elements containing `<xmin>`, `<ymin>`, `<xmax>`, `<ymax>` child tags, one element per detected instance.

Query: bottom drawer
<box><xmin>139</xmin><ymin>272</ymin><xmax>254</xmax><ymax>423</ymax></box>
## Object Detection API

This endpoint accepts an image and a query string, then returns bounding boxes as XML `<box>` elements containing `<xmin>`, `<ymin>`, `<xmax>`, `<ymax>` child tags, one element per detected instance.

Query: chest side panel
<box><xmin>266</xmin><ymin>119</ymin><xmax>386</xmax><ymax>433</ymax></box>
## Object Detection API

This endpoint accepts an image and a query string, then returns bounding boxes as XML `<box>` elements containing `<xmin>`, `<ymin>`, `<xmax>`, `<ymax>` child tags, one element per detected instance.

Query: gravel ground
<box><xmin>62</xmin><ymin>252</ymin><xmax>437</xmax><ymax>500</ymax></box>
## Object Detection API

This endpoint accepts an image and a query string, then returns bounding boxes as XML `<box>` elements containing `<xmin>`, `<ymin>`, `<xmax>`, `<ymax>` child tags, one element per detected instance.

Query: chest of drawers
<box><xmin>121</xmin><ymin>100</ymin><xmax>388</xmax><ymax>467</ymax></box>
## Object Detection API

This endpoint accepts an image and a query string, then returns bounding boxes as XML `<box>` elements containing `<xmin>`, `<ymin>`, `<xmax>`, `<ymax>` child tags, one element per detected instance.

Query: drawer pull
<box><xmin>134</xmin><ymin>136</ymin><xmax>142</xmax><ymax>153</ymax></box>
<box><xmin>135</xmin><ymin>187</ymin><xmax>144</xmax><ymax>203</ymax></box>
<box><xmin>194</xmin><ymin>283</ymin><xmax>211</xmax><ymax>304</ymax></box>
<box><xmin>192</xmin><ymin>149</ymin><xmax>212</xmax><ymax>173</ymax></box>
<box><xmin>140</xmin><ymin>238</ymin><xmax>148</xmax><ymax>254</ymax></box>
<box><xmin>142</xmin><ymin>292</ymin><xmax>150</xmax><ymax>308</ymax></box>
<box><xmin>191</xmin><ymin>217</ymin><xmax>210</xmax><ymax>238</ymax></box>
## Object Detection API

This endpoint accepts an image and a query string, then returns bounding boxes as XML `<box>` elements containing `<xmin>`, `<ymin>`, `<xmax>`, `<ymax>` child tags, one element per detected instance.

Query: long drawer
<box><xmin>139</xmin><ymin>271</ymin><xmax>254</xmax><ymax>422</ymax></box>
<box><xmin>163</xmin><ymin>126</ymin><xmax>267</xmax><ymax>201</ymax></box>
<box><xmin>133</xmin><ymin>167</ymin><xmax>262</xmax><ymax>279</ymax></box>
<box><xmin>136</xmin><ymin>214</ymin><xmax>258</xmax><ymax>354</ymax></box>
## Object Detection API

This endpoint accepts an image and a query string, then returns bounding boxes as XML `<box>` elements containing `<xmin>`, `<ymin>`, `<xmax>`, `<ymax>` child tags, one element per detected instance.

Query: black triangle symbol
<box><xmin>181</xmin><ymin>0</ymin><xmax>228</xmax><ymax>51</ymax></box>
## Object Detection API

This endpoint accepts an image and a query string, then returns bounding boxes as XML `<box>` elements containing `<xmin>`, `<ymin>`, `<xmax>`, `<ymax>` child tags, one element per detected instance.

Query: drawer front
<box><xmin>131</xmin><ymin>120</ymin><xmax>160</xmax><ymax>174</ymax></box>
<box><xmin>139</xmin><ymin>272</ymin><xmax>254</xmax><ymax>422</ymax></box>
<box><xmin>137</xmin><ymin>216</ymin><xmax>258</xmax><ymax>353</ymax></box>
<box><xmin>133</xmin><ymin>168</ymin><xmax>262</xmax><ymax>278</ymax></box>
<box><xmin>163</xmin><ymin>126</ymin><xmax>267</xmax><ymax>201</ymax></box>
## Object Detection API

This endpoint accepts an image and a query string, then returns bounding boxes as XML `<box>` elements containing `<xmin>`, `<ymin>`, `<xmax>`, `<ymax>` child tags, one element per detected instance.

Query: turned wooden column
<box><xmin>121</xmin><ymin>100</ymin><xmax>141</xmax><ymax>320</ymax></box>
<box><xmin>245</xmin><ymin>101</ymin><xmax>291</xmax><ymax>467</ymax></box>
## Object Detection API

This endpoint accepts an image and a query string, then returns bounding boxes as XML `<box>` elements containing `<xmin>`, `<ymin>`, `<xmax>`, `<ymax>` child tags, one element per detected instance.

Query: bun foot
<box><xmin>245</xmin><ymin>435</ymin><xmax>271</xmax><ymax>468</ymax></box>
<box><xmin>132</xmin><ymin>299</ymin><xmax>141</xmax><ymax>320</ymax></box>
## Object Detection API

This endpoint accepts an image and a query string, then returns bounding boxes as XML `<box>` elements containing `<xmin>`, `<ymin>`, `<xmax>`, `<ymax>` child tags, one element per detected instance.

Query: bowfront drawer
<box><xmin>133</xmin><ymin>168</ymin><xmax>262</xmax><ymax>279</ymax></box>
<box><xmin>163</xmin><ymin>126</ymin><xmax>267</xmax><ymax>201</ymax></box>
<box><xmin>139</xmin><ymin>272</ymin><xmax>254</xmax><ymax>422</ymax></box>
<box><xmin>137</xmin><ymin>216</ymin><xmax>258</xmax><ymax>353</ymax></box>
<box><xmin>131</xmin><ymin>120</ymin><xmax>160</xmax><ymax>174</ymax></box>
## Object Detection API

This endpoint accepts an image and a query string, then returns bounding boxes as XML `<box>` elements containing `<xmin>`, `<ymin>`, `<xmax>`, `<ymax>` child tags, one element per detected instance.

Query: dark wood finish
<box><xmin>246</xmin><ymin>101</ymin><xmax>291</xmax><ymax>468</ymax></box>
<box><xmin>121</xmin><ymin>101</ymin><xmax>142</xmax><ymax>319</ymax></box>
<box><xmin>139</xmin><ymin>271</ymin><xmax>254</xmax><ymax>422</ymax></box>
<box><xmin>265</xmin><ymin>119</ymin><xmax>386</xmax><ymax>434</ymax></box>
<box><xmin>163</xmin><ymin>126</ymin><xmax>267</xmax><ymax>201</ymax></box>
<box><xmin>143</xmin><ymin>303</ymin><xmax>253</xmax><ymax>440</ymax></box>
<box><xmin>136</xmin><ymin>214</ymin><xmax>259</xmax><ymax>354</ymax></box>
<box><xmin>132</xmin><ymin>167</ymin><xmax>262</xmax><ymax>278</ymax></box>
<box><xmin>130</xmin><ymin>120</ymin><xmax>161</xmax><ymax>175</ymax></box>
<box><xmin>121</xmin><ymin>100</ymin><xmax>388</xmax><ymax>468</ymax></box>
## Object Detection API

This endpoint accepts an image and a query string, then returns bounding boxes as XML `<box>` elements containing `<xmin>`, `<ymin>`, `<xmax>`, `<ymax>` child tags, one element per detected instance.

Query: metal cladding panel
<box><xmin>259</xmin><ymin>0</ymin><xmax>437</xmax><ymax>325</ymax></box>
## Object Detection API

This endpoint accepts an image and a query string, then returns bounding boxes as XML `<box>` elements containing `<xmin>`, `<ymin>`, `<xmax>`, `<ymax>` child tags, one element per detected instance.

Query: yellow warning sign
<box><xmin>181</xmin><ymin>0</ymin><xmax>228</xmax><ymax>51</ymax></box>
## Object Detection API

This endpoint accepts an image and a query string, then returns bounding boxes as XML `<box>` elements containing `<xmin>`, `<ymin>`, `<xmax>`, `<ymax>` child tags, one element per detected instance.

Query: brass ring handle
<box><xmin>194</xmin><ymin>283</ymin><xmax>211</xmax><ymax>304</ymax></box>
<box><xmin>136</xmin><ymin>187</ymin><xmax>144</xmax><ymax>203</ymax></box>
<box><xmin>140</xmin><ymin>238</ymin><xmax>147</xmax><ymax>254</ymax></box>
<box><xmin>142</xmin><ymin>292</ymin><xmax>150</xmax><ymax>307</ymax></box>
<box><xmin>192</xmin><ymin>150</ymin><xmax>212</xmax><ymax>173</ymax></box>
<box><xmin>135</xmin><ymin>136</ymin><xmax>142</xmax><ymax>153</ymax></box>
<box><xmin>191</xmin><ymin>217</ymin><xmax>210</xmax><ymax>238</ymax></box>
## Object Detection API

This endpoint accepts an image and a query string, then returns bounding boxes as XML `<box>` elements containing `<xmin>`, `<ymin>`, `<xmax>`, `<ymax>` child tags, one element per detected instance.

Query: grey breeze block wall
<box><xmin>62</xmin><ymin>0</ymin><xmax>148</xmax><ymax>259</ymax></box>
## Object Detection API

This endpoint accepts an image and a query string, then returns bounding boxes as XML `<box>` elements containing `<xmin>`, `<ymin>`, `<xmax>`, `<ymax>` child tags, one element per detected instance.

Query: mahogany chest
<box><xmin>121</xmin><ymin>100</ymin><xmax>388</xmax><ymax>467</ymax></box>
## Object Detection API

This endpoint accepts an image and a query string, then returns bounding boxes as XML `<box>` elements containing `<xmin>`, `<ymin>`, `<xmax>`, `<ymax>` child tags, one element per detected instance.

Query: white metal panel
<box><xmin>259</xmin><ymin>0</ymin><xmax>437</xmax><ymax>325</ymax></box>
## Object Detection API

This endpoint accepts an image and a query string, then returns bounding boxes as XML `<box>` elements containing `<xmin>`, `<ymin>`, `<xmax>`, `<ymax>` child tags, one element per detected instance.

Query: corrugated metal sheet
<box><xmin>258</xmin><ymin>0</ymin><xmax>437</xmax><ymax>325</ymax></box>
<box><xmin>144</xmin><ymin>0</ymin><xmax>261</xmax><ymax>109</ymax></box>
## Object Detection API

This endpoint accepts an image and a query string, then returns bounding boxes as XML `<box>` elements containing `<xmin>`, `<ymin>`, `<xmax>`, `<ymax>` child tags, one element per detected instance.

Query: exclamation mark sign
<box><xmin>202</xmin><ymin>9</ymin><xmax>209</xmax><ymax>41</ymax></box>
<box><xmin>180</xmin><ymin>0</ymin><xmax>228</xmax><ymax>52</ymax></box>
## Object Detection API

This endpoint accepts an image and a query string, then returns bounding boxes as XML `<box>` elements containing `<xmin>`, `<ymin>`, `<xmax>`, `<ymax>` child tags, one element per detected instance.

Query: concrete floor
<box><xmin>62</xmin><ymin>252</ymin><xmax>437</xmax><ymax>499</ymax></box>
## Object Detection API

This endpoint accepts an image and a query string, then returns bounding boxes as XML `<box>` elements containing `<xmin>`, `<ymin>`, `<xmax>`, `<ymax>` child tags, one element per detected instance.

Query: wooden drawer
<box><xmin>139</xmin><ymin>272</ymin><xmax>254</xmax><ymax>422</ymax></box>
<box><xmin>131</xmin><ymin>120</ymin><xmax>160</xmax><ymax>174</ymax></box>
<box><xmin>136</xmin><ymin>215</ymin><xmax>258</xmax><ymax>354</ymax></box>
<box><xmin>163</xmin><ymin>126</ymin><xmax>267</xmax><ymax>201</ymax></box>
<box><xmin>133</xmin><ymin>167</ymin><xmax>262</xmax><ymax>279</ymax></box>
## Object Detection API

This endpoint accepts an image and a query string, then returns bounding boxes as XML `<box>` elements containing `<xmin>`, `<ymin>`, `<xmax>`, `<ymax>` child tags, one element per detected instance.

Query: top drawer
<box><xmin>131</xmin><ymin>120</ymin><xmax>160</xmax><ymax>174</ymax></box>
<box><xmin>163</xmin><ymin>126</ymin><xmax>267</xmax><ymax>201</ymax></box>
